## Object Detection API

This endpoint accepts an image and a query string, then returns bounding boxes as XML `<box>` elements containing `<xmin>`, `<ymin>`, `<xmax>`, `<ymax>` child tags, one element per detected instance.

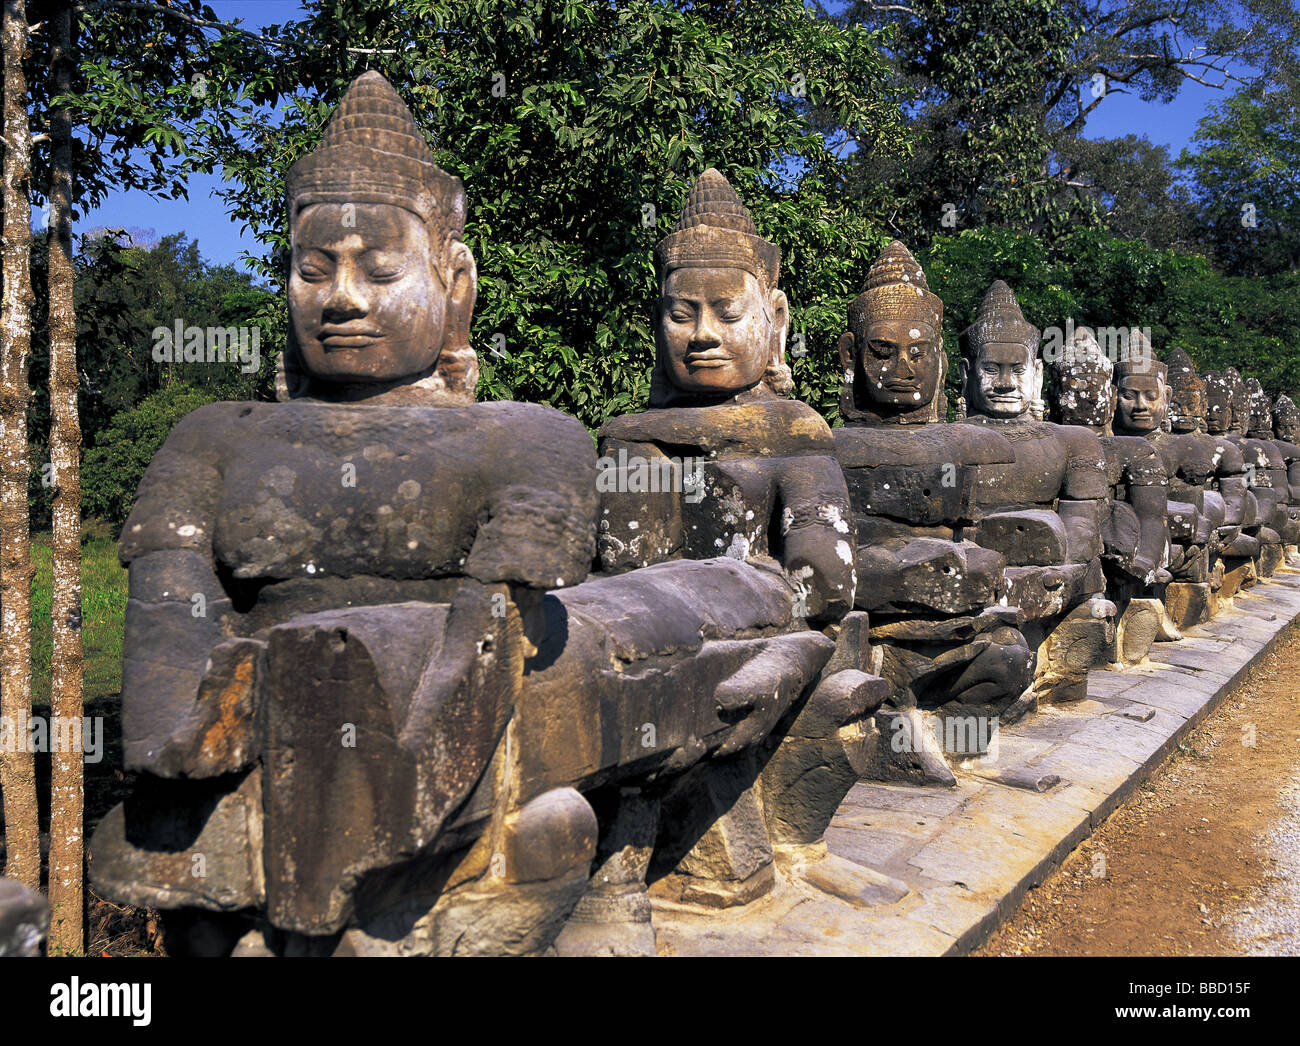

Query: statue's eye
<box><xmin>669</xmin><ymin>309</ymin><xmax>693</xmax><ymax>323</ymax></box>
<box><xmin>908</xmin><ymin>344</ymin><xmax>924</xmax><ymax>358</ymax></box>
<box><xmin>368</xmin><ymin>267</ymin><xmax>403</xmax><ymax>282</ymax></box>
<box><xmin>870</xmin><ymin>342</ymin><xmax>893</xmax><ymax>358</ymax></box>
<box><xmin>297</xmin><ymin>264</ymin><xmax>328</xmax><ymax>281</ymax></box>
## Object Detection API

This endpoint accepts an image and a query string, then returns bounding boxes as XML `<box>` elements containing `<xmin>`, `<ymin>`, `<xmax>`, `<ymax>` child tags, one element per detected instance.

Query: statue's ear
<box><xmin>770</xmin><ymin>287</ymin><xmax>789</xmax><ymax>356</ymax></box>
<box><xmin>444</xmin><ymin>239</ymin><xmax>477</xmax><ymax>336</ymax></box>
<box><xmin>765</xmin><ymin>288</ymin><xmax>794</xmax><ymax>398</ymax></box>
<box><xmin>837</xmin><ymin>331</ymin><xmax>855</xmax><ymax>374</ymax></box>
<box><xmin>960</xmin><ymin>356</ymin><xmax>970</xmax><ymax>393</ymax></box>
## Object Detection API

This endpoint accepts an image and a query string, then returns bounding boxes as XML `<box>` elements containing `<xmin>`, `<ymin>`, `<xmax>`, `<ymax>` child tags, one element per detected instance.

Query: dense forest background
<box><xmin>26</xmin><ymin>0</ymin><xmax>1300</xmax><ymax>531</ymax></box>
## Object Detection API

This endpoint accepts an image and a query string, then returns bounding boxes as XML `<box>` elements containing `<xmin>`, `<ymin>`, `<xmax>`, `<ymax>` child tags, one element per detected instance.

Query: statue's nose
<box><xmin>693</xmin><ymin>312</ymin><xmax>722</xmax><ymax>347</ymax></box>
<box><xmin>323</xmin><ymin>273</ymin><xmax>368</xmax><ymax>319</ymax></box>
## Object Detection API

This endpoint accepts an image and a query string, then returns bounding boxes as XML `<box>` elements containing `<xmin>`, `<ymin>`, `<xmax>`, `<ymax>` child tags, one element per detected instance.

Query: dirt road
<box><xmin>977</xmin><ymin>624</ymin><xmax>1300</xmax><ymax>956</ymax></box>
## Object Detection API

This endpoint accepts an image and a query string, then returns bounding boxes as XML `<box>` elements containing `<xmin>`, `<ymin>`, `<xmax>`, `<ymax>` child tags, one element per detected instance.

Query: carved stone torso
<box><xmin>596</xmin><ymin>398</ymin><xmax>855</xmax><ymax>621</ymax></box>
<box><xmin>959</xmin><ymin>417</ymin><xmax>1108</xmax><ymax>510</ymax></box>
<box><xmin>121</xmin><ymin>399</ymin><xmax>599</xmax><ymax>619</ymax></box>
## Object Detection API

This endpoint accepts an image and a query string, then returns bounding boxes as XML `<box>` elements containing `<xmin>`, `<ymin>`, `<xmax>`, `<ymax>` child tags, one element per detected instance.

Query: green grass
<box><xmin>30</xmin><ymin>529</ymin><xmax>127</xmax><ymax>710</ymax></box>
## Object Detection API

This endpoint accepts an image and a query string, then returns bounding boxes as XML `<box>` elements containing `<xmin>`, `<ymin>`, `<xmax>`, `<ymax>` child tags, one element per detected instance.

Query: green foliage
<box><xmin>25</xmin><ymin>232</ymin><xmax>275</xmax><ymax>529</ymax></box>
<box><xmin>81</xmin><ymin>383</ymin><xmax>220</xmax><ymax>531</ymax></box>
<box><xmin>29</xmin><ymin>532</ymin><xmax>128</xmax><ymax>708</ymax></box>
<box><xmin>918</xmin><ymin>226</ymin><xmax>1300</xmax><ymax>408</ymax></box>
<box><xmin>841</xmin><ymin>0</ymin><xmax>1099</xmax><ymax>247</ymax></box>
<box><xmin>1177</xmin><ymin>83</ymin><xmax>1300</xmax><ymax>276</ymax></box>
<box><xmin>198</xmin><ymin>0</ymin><xmax>907</xmax><ymax>430</ymax></box>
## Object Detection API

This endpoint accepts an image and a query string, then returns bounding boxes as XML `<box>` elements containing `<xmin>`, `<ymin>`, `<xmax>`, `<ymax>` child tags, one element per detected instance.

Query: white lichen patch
<box><xmin>818</xmin><ymin>504</ymin><xmax>851</xmax><ymax>534</ymax></box>
<box><xmin>836</xmin><ymin>540</ymin><xmax>853</xmax><ymax>564</ymax></box>
<box><xmin>725</xmin><ymin>533</ymin><xmax>750</xmax><ymax>560</ymax></box>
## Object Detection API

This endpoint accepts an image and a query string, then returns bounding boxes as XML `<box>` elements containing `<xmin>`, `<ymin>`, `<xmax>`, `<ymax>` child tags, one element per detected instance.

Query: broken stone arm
<box><xmin>774</xmin><ymin>456</ymin><xmax>856</xmax><ymax>625</ymax></box>
<box><xmin>1056</xmin><ymin>498</ymin><xmax>1105</xmax><ymax>565</ymax></box>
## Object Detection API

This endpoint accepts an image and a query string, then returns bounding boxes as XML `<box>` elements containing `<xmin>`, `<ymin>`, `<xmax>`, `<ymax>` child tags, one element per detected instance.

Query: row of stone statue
<box><xmin>85</xmin><ymin>72</ymin><xmax>1299</xmax><ymax>957</ymax></box>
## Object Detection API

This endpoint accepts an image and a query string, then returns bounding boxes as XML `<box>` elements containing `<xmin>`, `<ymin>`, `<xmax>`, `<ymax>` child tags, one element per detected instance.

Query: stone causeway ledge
<box><xmin>651</xmin><ymin>570</ymin><xmax>1300</xmax><ymax>956</ymax></box>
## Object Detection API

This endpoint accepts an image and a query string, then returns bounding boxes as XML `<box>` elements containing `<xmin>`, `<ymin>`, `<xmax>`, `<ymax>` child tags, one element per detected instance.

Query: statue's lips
<box><xmin>684</xmin><ymin>352</ymin><xmax>732</xmax><ymax>369</ymax></box>
<box><xmin>319</xmin><ymin>328</ymin><xmax>383</xmax><ymax>350</ymax></box>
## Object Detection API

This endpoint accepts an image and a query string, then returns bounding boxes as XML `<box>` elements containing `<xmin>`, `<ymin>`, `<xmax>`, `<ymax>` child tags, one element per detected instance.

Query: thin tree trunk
<box><xmin>0</xmin><ymin>0</ymin><xmax>39</xmax><ymax>890</ymax></box>
<box><xmin>47</xmin><ymin>3</ymin><xmax>84</xmax><ymax>955</ymax></box>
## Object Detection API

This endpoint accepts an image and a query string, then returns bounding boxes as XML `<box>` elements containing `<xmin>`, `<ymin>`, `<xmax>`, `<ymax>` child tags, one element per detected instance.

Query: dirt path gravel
<box><xmin>977</xmin><ymin>623</ymin><xmax>1300</xmax><ymax>956</ymax></box>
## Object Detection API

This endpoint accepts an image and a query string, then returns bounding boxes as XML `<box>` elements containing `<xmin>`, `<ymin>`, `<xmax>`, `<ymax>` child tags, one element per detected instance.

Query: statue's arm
<box><xmin>1214</xmin><ymin>440</ymin><xmax>1250</xmax><ymax>526</ymax></box>
<box><xmin>1058</xmin><ymin>427</ymin><xmax>1108</xmax><ymax>564</ymax></box>
<box><xmin>117</xmin><ymin>405</ymin><xmax>235</xmax><ymax>771</ymax></box>
<box><xmin>1124</xmin><ymin>447</ymin><xmax>1169</xmax><ymax>579</ymax></box>
<box><xmin>773</xmin><ymin>455</ymin><xmax>856</xmax><ymax>624</ymax></box>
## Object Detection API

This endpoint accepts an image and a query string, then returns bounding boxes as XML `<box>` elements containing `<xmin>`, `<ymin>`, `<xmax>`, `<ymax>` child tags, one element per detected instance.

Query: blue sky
<box><xmin>77</xmin><ymin>0</ymin><xmax>1244</xmax><ymax>272</ymax></box>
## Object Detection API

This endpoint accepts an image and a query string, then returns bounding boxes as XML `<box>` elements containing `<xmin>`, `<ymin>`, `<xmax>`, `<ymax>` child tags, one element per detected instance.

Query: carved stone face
<box><xmin>290</xmin><ymin>203</ymin><xmax>447</xmax><ymax>384</ymax></box>
<box><xmin>1168</xmin><ymin>384</ymin><xmax>1204</xmax><ymax>433</ymax></box>
<box><xmin>1205</xmin><ymin>385</ymin><xmax>1231</xmax><ymax>434</ymax></box>
<box><xmin>852</xmin><ymin>317</ymin><xmax>942</xmax><ymax>410</ymax></box>
<box><xmin>1277</xmin><ymin>401</ymin><xmax>1300</xmax><ymax>443</ymax></box>
<box><xmin>1115</xmin><ymin>374</ymin><xmax>1167</xmax><ymax>435</ymax></box>
<box><xmin>967</xmin><ymin>342</ymin><xmax>1040</xmax><ymax>419</ymax></box>
<box><xmin>657</xmin><ymin>267</ymin><xmax>786</xmax><ymax>397</ymax></box>
<box><xmin>1249</xmin><ymin>393</ymin><xmax>1273</xmax><ymax>437</ymax></box>
<box><xmin>1053</xmin><ymin>361</ymin><xmax>1113</xmax><ymax>431</ymax></box>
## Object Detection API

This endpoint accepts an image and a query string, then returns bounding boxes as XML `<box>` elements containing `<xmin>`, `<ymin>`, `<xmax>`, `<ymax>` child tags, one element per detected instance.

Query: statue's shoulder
<box><xmin>600</xmin><ymin>399</ymin><xmax>832</xmax><ymax>458</ymax></box>
<box><xmin>1045</xmin><ymin>421</ymin><xmax>1105</xmax><ymax>461</ymax></box>
<box><xmin>158</xmin><ymin>399</ymin><xmax>257</xmax><ymax>449</ymax></box>
<box><xmin>835</xmin><ymin>420</ymin><xmax>1014</xmax><ymax>467</ymax></box>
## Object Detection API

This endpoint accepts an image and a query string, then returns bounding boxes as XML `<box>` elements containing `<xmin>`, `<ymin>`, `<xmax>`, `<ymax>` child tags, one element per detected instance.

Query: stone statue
<box><xmin>832</xmin><ymin>241</ymin><xmax>1032</xmax><ymax>776</ymax></box>
<box><xmin>559</xmin><ymin>169</ymin><xmax>904</xmax><ymax>952</ymax></box>
<box><xmin>1273</xmin><ymin>393</ymin><xmax>1300</xmax><ymax>559</ymax></box>
<box><xmin>1245</xmin><ymin>377</ymin><xmax>1300</xmax><ymax>564</ymax></box>
<box><xmin>90</xmin><ymin>71</ymin><xmax>614</xmax><ymax>956</ymax></box>
<box><xmin>0</xmin><ymin>878</ymin><xmax>47</xmax><ymax>957</ymax></box>
<box><xmin>1050</xmin><ymin>329</ymin><xmax>1172</xmax><ymax>663</ymax></box>
<box><xmin>1204</xmin><ymin>367</ymin><xmax>1277</xmax><ymax>589</ymax></box>
<box><xmin>1153</xmin><ymin>354</ymin><xmax>1257</xmax><ymax>618</ymax></box>
<box><xmin>958</xmin><ymin>281</ymin><xmax>1112</xmax><ymax>701</ymax></box>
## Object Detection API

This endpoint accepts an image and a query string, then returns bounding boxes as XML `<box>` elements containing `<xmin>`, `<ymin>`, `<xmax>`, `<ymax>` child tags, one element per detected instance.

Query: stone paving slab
<box><xmin>651</xmin><ymin>569</ymin><xmax>1300</xmax><ymax>956</ymax></box>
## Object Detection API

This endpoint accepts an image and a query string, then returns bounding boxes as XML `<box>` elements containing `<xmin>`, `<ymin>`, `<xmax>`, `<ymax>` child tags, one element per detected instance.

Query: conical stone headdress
<box><xmin>286</xmin><ymin>71</ymin><xmax>465</xmax><ymax>245</ymax></box>
<box><xmin>1113</xmin><ymin>329</ymin><xmax>1158</xmax><ymax>380</ymax></box>
<box><xmin>960</xmin><ymin>280</ymin><xmax>1039</xmax><ymax>360</ymax></box>
<box><xmin>655</xmin><ymin>168</ymin><xmax>780</xmax><ymax>288</ymax></box>
<box><xmin>848</xmin><ymin>240</ymin><xmax>943</xmax><ymax>333</ymax></box>
<box><xmin>1166</xmin><ymin>347</ymin><xmax>1202</xmax><ymax>396</ymax></box>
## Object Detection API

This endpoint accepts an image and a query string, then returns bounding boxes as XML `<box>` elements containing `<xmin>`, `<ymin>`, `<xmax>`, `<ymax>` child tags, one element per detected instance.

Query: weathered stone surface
<box><xmin>91</xmin><ymin>771</ymin><xmax>266</xmax><ymax>913</ymax></box>
<box><xmin>974</xmin><ymin>509</ymin><xmax>1068</xmax><ymax>566</ymax></box>
<box><xmin>1165</xmin><ymin>581</ymin><xmax>1211</xmax><ymax>629</ymax></box>
<box><xmin>0</xmin><ymin>878</ymin><xmax>48</xmax><ymax>957</ymax></box>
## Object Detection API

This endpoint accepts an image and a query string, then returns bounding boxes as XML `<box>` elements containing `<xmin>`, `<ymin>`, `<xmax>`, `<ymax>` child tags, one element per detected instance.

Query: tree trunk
<box><xmin>0</xmin><ymin>0</ymin><xmax>39</xmax><ymax>890</ymax></box>
<box><xmin>47</xmin><ymin>3</ymin><xmax>84</xmax><ymax>954</ymax></box>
